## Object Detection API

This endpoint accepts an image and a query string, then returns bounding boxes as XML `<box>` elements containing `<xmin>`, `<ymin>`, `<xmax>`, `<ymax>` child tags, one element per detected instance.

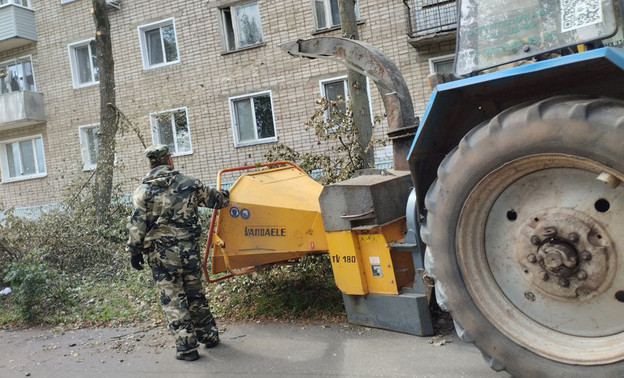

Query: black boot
<box><xmin>175</xmin><ymin>350</ymin><xmax>200</xmax><ymax>361</ymax></box>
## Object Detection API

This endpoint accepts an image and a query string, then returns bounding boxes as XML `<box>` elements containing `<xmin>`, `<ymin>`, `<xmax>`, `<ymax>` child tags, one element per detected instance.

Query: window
<box><xmin>0</xmin><ymin>57</ymin><xmax>35</xmax><ymax>94</ymax></box>
<box><xmin>229</xmin><ymin>91</ymin><xmax>276</xmax><ymax>147</ymax></box>
<box><xmin>138</xmin><ymin>18</ymin><xmax>180</xmax><ymax>69</ymax></box>
<box><xmin>150</xmin><ymin>108</ymin><xmax>192</xmax><ymax>156</ymax></box>
<box><xmin>429</xmin><ymin>54</ymin><xmax>455</xmax><ymax>74</ymax></box>
<box><xmin>319</xmin><ymin>76</ymin><xmax>373</xmax><ymax>123</ymax></box>
<box><xmin>60</xmin><ymin>0</ymin><xmax>76</xmax><ymax>4</ymax></box>
<box><xmin>0</xmin><ymin>0</ymin><xmax>30</xmax><ymax>7</ymax></box>
<box><xmin>313</xmin><ymin>0</ymin><xmax>359</xmax><ymax>31</ymax></box>
<box><xmin>320</xmin><ymin>76</ymin><xmax>348</xmax><ymax>120</ymax></box>
<box><xmin>79</xmin><ymin>124</ymin><xmax>99</xmax><ymax>171</ymax></box>
<box><xmin>221</xmin><ymin>2</ymin><xmax>263</xmax><ymax>51</ymax></box>
<box><xmin>0</xmin><ymin>135</ymin><xmax>46</xmax><ymax>182</ymax></box>
<box><xmin>68</xmin><ymin>39</ymin><xmax>99</xmax><ymax>88</ymax></box>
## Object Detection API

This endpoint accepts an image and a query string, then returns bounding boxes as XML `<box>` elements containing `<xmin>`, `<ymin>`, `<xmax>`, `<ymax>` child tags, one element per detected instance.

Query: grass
<box><xmin>0</xmin><ymin>253</ymin><xmax>345</xmax><ymax>329</ymax></box>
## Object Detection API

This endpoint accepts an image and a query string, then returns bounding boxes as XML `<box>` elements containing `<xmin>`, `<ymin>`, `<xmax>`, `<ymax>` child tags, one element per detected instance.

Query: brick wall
<box><xmin>0</xmin><ymin>0</ymin><xmax>455</xmax><ymax>209</ymax></box>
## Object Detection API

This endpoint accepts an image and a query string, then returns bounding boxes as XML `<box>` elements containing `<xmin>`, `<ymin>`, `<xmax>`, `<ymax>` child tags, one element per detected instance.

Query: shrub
<box><xmin>209</xmin><ymin>255</ymin><xmax>344</xmax><ymax>320</ymax></box>
<box><xmin>265</xmin><ymin>97</ymin><xmax>386</xmax><ymax>185</ymax></box>
<box><xmin>3</xmin><ymin>255</ymin><xmax>70</xmax><ymax>323</ymax></box>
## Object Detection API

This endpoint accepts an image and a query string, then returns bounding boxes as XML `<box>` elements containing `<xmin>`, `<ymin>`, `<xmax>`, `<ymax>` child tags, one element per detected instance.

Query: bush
<box><xmin>209</xmin><ymin>255</ymin><xmax>344</xmax><ymax>320</ymax></box>
<box><xmin>0</xmin><ymin>181</ymin><xmax>130</xmax><ymax>278</ymax></box>
<box><xmin>3</xmin><ymin>255</ymin><xmax>71</xmax><ymax>323</ymax></box>
<box><xmin>265</xmin><ymin>97</ymin><xmax>386</xmax><ymax>185</ymax></box>
<box><xmin>0</xmin><ymin>178</ymin><xmax>136</xmax><ymax>326</ymax></box>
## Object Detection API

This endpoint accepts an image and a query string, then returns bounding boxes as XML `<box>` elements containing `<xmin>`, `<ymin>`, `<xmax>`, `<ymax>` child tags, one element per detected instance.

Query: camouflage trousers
<box><xmin>147</xmin><ymin>239</ymin><xmax>218</xmax><ymax>353</ymax></box>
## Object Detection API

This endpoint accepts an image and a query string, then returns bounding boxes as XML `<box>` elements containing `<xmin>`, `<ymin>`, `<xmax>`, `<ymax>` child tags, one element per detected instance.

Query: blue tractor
<box><xmin>415</xmin><ymin>1</ymin><xmax>624</xmax><ymax>376</ymax></box>
<box><xmin>283</xmin><ymin>0</ymin><xmax>624</xmax><ymax>375</ymax></box>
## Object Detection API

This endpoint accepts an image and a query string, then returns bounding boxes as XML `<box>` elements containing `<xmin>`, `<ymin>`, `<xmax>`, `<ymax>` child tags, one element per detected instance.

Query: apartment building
<box><xmin>0</xmin><ymin>0</ymin><xmax>457</xmax><ymax>213</ymax></box>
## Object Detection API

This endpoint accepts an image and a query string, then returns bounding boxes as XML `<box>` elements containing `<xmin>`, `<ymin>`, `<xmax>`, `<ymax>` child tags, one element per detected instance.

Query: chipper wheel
<box><xmin>421</xmin><ymin>96</ymin><xmax>624</xmax><ymax>377</ymax></box>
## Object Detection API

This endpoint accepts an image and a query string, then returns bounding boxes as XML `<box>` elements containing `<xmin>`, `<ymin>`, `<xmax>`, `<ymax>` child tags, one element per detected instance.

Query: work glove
<box><xmin>219</xmin><ymin>189</ymin><xmax>230</xmax><ymax>205</ymax></box>
<box><xmin>215</xmin><ymin>189</ymin><xmax>230</xmax><ymax>209</ymax></box>
<box><xmin>131</xmin><ymin>254</ymin><xmax>144</xmax><ymax>271</ymax></box>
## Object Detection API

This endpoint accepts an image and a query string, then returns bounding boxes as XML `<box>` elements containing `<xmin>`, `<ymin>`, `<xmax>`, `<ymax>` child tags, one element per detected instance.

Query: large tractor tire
<box><xmin>421</xmin><ymin>96</ymin><xmax>624</xmax><ymax>377</ymax></box>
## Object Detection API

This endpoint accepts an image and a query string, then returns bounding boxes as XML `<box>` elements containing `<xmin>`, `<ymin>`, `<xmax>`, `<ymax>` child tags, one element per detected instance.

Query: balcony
<box><xmin>404</xmin><ymin>0</ymin><xmax>457</xmax><ymax>48</ymax></box>
<box><xmin>0</xmin><ymin>3</ymin><xmax>37</xmax><ymax>53</ymax></box>
<box><xmin>0</xmin><ymin>90</ymin><xmax>45</xmax><ymax>130</ymax></box>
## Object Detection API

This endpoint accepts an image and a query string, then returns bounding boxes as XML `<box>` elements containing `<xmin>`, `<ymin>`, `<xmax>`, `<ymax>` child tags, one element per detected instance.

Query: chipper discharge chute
<box><xmin>204</xmin><ymin>161</ymin><xmax>433</xmax><ymax>336</ymax></box>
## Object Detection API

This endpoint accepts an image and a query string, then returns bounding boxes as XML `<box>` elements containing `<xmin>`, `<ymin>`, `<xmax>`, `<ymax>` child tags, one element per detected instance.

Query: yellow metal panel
<box><xmin>230</xmin><ymin>167</ymin><xmax>324</xmax><ymax>211</ymax></box>
<box><xmin>357</xmin><ymin>230</ymin><xmax>399</xmax><ymax>295</ymax></box>
<box><xmin>356</xmin><ymin>219</ymin><xmax>411</xmax><ymax>295</ymax></box>
<box><xmin>326</xmin><ymin>231</ymin><xmax>368</xmax><ymax>295</ymax></box>
<box><xmin>212</xmin><ymin>166</ymin><xmax>329</xmax><ymax>273</ymax></box>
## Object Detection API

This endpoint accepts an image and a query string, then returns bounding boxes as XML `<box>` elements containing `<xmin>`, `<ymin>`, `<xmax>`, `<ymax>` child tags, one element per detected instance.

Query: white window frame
<box><xmin>220</xmin><ymin>1</ymin><xmax>264</xmax><ymax>52</ymax></box>
<box><xmin>78</xmin><ymin>124</ymin><xmax>99</xmax><ymax>171</ymax></box>
<box><xmin>229</xmin><ymin>91</ymin><xmax>277</xmax><ymax>147</ymax></box>
<box><xmin>68</xmin><ymin>39</ymin><xmax>99</xmax><ymax>89</ymax></box>
<box><xmin>149</xmin><ymin>107</ymin><xmax>193</xmax><ymax>157</ymax></box>
<box><xmin>60</xmin><ymin>0</ymin><xmax>76</xmax><ymax>4</ymax></box>
<box><xmin>0</xmin><ymin>135</ymin><xmax>47</xmax><ymax>183</ymax></box>
<box><xmin>428</xmin><ymin>54</ymin><xmax>455</xmax><ymax>74</ymax></box>
<box><xmin>319</xmin><ymin>75</ymin><xmax>373</xmax><ymax>124</ymax></box>
<box><xmin>0</xmin><ymin>55</ymin><xmax>36</xmax><ymax>94</ymax></box>
<box><xmin>313</xmin><ymin>0</ymin><xmax>359</xmax><ymax>31</ymax></box>
<box><xmin>138</xmin><ymin>18</ymin><xmax>181</xmax><ymax>70</ymax></box>
<box><xmin>0</xmin><ymin>0</ymin><xmax>31</xmax><ymax>8</ymax></box>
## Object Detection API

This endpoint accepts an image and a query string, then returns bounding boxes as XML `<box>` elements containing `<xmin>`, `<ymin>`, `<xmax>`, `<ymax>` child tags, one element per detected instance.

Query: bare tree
<box><xmin>91</xmin><ymin>0</ymin><xmax>117</xmax><ymax>223</ymax></box>
<box><xmin>338</xmin><ymin>0</ymin><xmax>374</xmax><ymax>168</ymax></box>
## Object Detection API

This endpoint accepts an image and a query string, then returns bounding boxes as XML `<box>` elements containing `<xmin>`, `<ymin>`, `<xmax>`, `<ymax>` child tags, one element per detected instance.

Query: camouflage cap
<box><xmin>144</xmin><ymin>144</ymin><xmax>170</xmax><ymax>162</ymax></box>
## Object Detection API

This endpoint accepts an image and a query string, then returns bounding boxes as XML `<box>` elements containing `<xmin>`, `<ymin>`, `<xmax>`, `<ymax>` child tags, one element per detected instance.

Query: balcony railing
<box><xmin>404</xmin><ymin>0</ymin><xmax>457</xmax><ymax>40</ymax></box>
<box><xmin>0</xmin><ymin>2</ymin><xmax>37</xmax><ymax>53</ymax></box>
<box><xmin>0</xmin><ymin>90</ymin><xmax>46</xmax><ymax>130</ymax></box>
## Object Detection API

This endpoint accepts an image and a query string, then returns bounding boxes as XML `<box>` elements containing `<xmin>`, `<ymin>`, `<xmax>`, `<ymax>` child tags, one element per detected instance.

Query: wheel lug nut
<box><xmin>524</xmin><ymin>291</ymin><xmax>536</xmax><ymax>301</ymax></box>
<box><xmin>576</xmin><ymin>270</ymin><xmax>588</xmax><ymax>280</ymax></box>
<box><xmin>527</xmin><ymin>254</ymin><xmax>537</xmax><ymax>263</ymax></box>
<box><xmin>568</xmin><ymin>232</ymin><xmax>579</xmax><ymax>243</ymax></box>
<box><xmin>539</xmin><ymin>272</ymin><xmax>549</xmax><ymax>281</ymax></box>
<box><xmin>581</xmin><ymin>251</ymin><xmax>592</xmax><ymax>261</ymax></box>
<box><xmin>543</xmin><ymin>226</ymin><xmax>557</xmax><ymax>238</ymax></box>
<box><xmin>530</xmin><ymin>235</ymin><xmax>541</xmax><ymax>245</ymax></box>
<box><xmin>558</xmin><ymin>278</ymin><xmax>570</xmax><ymax>287</ymax></box>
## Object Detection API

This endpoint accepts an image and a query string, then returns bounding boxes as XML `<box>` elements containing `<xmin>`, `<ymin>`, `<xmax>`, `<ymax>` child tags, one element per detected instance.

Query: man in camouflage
<box><xmin>127</xmin><ymin>144</ymin><xmax>229</xmax><ymax>361</ymax></box>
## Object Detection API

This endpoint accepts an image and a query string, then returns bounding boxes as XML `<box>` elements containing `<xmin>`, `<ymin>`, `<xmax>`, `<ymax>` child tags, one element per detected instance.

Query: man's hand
<box><xmin>131</xmin><ymin>254</ymin><xmax>144</xmax><ymax>271</ymax></box>
<box><xmin>218</xmin><ymin>189</ymin><xmax>230</xmax><ymax>208</ymax></box>
<box><xmin>214</xmin><ymin>189</ymin><xmax>229</xmax><ymax>209</ymax></box>
<box><xmin>207</xmin><ymin>189</ymin><xmax>230</xmax><ymax>209</ymax></box>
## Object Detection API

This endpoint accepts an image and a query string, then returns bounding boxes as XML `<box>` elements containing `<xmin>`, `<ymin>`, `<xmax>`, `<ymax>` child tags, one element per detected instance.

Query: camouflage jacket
<box><xmin>126</xmin><ymin>165</ymin><xmax>221</xmax><ymax>256</ymax></box>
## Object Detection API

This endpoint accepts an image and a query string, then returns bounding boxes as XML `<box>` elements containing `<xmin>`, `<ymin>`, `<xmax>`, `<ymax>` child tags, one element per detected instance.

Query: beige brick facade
<box><xmin>0</xmin><ymin>0</ymin><xmax>455</xmax><ymax>210</ymax></box>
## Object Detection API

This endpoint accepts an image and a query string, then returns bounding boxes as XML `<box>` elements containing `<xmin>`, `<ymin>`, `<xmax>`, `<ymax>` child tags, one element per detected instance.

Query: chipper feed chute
<box><xmin>209</xmin><ymin>162</ymin><xmax>329</xmax><ymax>275</ymax></box>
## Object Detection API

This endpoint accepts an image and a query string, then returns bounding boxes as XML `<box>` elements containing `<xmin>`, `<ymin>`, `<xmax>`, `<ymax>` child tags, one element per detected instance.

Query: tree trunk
<box><xmin>91</xmin><ymin>0</ymin><xmax>117</xmax><ymax>223</ymax></box>
<box><xmin>338</xmin><ymin>0</ymin><xmax>374</xmax><ymax>168</ymax></box>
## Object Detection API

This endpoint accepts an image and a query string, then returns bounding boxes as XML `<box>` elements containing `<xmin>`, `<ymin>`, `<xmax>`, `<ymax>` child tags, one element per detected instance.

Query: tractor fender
<box><xmin>408</xmin><ymin>47</ymin><xmax>624</xmax><ymax>217</ymax></box>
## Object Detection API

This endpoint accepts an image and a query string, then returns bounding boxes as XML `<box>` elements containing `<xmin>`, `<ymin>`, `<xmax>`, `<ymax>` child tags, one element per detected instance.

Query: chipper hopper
<box><xmin>207</xmin><ymin>161</ymin><xmax>328</xmax><ymax>275</ymax></box>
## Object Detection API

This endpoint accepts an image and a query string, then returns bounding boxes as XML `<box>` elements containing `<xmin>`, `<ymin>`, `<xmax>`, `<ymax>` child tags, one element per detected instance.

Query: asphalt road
<box><xmin>1</xmin><ymin>321</ymin><xmax>510</xmax><ymax>378</ymax></box>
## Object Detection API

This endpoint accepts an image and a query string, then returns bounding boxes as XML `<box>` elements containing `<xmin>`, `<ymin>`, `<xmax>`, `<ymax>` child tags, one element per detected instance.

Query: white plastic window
<box><xmin>229</xmin><ymin>91</ymin><xmax>276</xmax><ymax>147</ymax></box>
<box><xmin>138</xmin><ymin>18</ymin><xmax>180</xmax><ymax>69</ymax></box>
<box><xmin>68</xmin><ymin>39</ymin><xmax>99</xmax><ymax>88</ymax></box>
<box><xmin>428</xmin><ymin>54</ymin><xmax>455</xmax><ymax>74</ymax></box>
<box><xmin>0</xmin><ymin>135</ymin><xmax>46</xmax><ymax>182</ymax></box>
<box><xmin>221</xmin><ymin>2</ymin><xmax>263</xmax><ymax>51</ymax></box>
<box><xmin>79</xmin><ymin>124</ymin><xmax>99</xmax><ymax>171</ymax></box>
<box><xmin>0</xmin><ymin>0</ymin><xmax>31</xmax><ymax>7</ymax></box>
<box><xmin>150</xmin><ymin>107</ymin><xmax>192</xmax><ymax>156</ymax></box>
<box><xmin>313</xmin><ymin>0</ymin><xmax>359</xmax><ymax>30</ymax></box>
<box><xmin>0</xmin><ymin>56</ymin><xmax>35</xmax><ymax>94</ymax></box>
